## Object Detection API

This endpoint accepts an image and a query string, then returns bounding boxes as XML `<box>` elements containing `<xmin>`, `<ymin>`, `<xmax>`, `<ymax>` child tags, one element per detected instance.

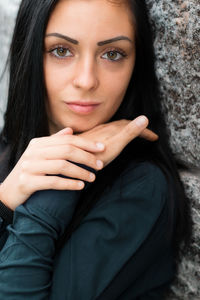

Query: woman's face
<box><xmin>44</xmin><ymin>0</ymin><xmax>136</xmax><ymax>134</ymax></box>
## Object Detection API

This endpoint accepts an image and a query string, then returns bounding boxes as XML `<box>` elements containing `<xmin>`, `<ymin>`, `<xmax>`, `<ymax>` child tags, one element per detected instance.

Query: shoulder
<box><xmin>121</xmin><ymin>159</ymin><xmax>167</xmax><ymax>183</ymax></box>
<box><xmin>120</xmin><ymin>160</ymin><xmax>168</xmax><ymax>195</ymax></box>
<box><xmin>118</xmin><ymin>160</ymin><xmax>168</xmax><ymax>214</ymax></box>
<box><xmin>91</xmin><ymin>160</ymin><xmax>169</xmax><ymax>223</ymax></box>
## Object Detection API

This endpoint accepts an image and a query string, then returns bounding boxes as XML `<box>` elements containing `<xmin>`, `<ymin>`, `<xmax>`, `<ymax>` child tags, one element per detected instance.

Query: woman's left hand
<box><xmin>78</xmin><ymin>116</ymin><xmax>158</xmax><ymax>167</ymax></box>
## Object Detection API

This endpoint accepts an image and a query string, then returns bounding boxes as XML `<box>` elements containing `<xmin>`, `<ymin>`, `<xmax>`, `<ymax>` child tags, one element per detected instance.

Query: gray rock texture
<box><xmin>145</xmin><ymin>1</ymin><xmax>200</xmax><ymax>298</ymax></box>
<box><xmin>0</xmin><ymin>0</ymin><xmax>199</xmax><ymax>299</ymax></box>
<box><xmin>166</xmin><ymin>171</ymin><xmax>200</xmax><ymax>299</ymax></box>
<box><xmin>146</xmin><ymin>0</ymin><xmax>200</xmax><ymax>168</ymax></box>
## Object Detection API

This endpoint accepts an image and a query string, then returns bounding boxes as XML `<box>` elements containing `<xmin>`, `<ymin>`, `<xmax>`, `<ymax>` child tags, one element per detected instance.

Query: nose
<box><xmin>73</xmin><ymin>55</ymin><xmax>99</xmax><ymax>91</ymax></box>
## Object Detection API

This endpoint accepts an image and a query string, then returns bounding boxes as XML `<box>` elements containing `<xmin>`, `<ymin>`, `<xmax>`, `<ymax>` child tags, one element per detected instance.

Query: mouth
<box><xmin>65</xmin><ymin>101</ymin><xmax>100</xmax><ymax>114</ymax></box>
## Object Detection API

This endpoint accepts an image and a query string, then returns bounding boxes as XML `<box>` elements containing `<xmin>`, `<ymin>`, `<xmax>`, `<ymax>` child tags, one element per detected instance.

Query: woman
<box><xmin>0</xmin><ymin>0</ymin><xmax>191</xmax><ymax>299</ymax></box>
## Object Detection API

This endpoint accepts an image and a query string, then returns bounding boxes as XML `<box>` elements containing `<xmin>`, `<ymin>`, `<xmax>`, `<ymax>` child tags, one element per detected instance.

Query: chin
<box><xmin>72</xmin><ymin>120</ymin><xmax>104</xmax><ymax>134</ymax></box>
<box><xmin>72</xmin><ymin>124</ymin><xmax>95</xmax><ymax>134</ymax></box>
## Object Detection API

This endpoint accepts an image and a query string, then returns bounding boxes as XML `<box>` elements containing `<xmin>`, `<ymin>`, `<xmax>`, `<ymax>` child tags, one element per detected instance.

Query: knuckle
<box><xmin>58</xmin><ymin>160</ymin><xmax>66</xmax><ymax>171</ymax></box>
<box><xmin>19</xmin><ymin>172</ymin><xmax>26</xmax><ymax>184</ymax></box>
<box><xmin>29</xmin><ymin>138</ymin><xmax>38</xmax><ymax>146</ymax></box>
<box><xmin>23</xmin><ymin>150</ymin><xmax>31</xmax><ymax>159</ymax></box>
<box><xmin>65</xmin><ymin>144</ymin><xmax>72</xmax><ymax>153</ymax></box>
<box><xmin>49</xmin><ymin>176</ymin><xmax>59</xmax><ymax>187</ymax></box>
<box><xmin>21</xmin><ymin>160</ymin><xmax>29</xmax><ymax>171</ymax></box>
<box><xmin>18</xmin><ymin>173</ymin><xmax>28</xmax><ymax>191</ymax></box>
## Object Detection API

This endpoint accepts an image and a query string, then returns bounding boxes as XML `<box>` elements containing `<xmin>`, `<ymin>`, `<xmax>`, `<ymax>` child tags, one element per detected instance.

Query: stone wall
<box><xmin>146</xmin><ymin>1</ymin><xmax>200</xmax><ymax>298</ymax></box>
<box><xmin>0</xmin><ymin>0</ymin><xmax>199</xmax><ymax>299</ymax></box>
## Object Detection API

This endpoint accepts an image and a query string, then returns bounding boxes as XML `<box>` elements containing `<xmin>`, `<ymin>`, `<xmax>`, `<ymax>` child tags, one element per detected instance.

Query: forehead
<box><xmin>46</xmin><ymin>0</ymin><xmax>134</xmax><ymax>39</ymax></box>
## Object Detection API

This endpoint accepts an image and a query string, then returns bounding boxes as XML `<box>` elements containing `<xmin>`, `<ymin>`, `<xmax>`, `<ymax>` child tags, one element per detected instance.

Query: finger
<box><xmin>112</xmin><ymin>115</ymin><xmax>149</xmax><ymax>148</ymax></box>
<box><xmin>139</xmin><ymin>128</ymin><xmax>159</xmax><ymax>141</ymax></box>
<box><xmin>22</xmin><ymin>160</ymin><xmax>96</xmax><ymax>183</ymax></box>
<box><xmin>29</xmin><ymin>134</ymin><xmax>105</xmax><ymax>153</ymax></box>
<box><xmin>28</xmin><ymin>175</ymin><xmax>85</xmax><ymax>191</ymax></box>
<box><xmin>31</xmin><ymin>145</ymin><xmax>103</xmax><ymax>170</ymax></box>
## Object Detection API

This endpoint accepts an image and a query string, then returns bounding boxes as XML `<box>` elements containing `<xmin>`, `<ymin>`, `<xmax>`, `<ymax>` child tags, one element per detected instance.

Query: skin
<box><xmin>0</xmin><ymin>0</ymin><xmax>158</xmax><ymax>210</ymax></box>
<box><xmin>44</xmin><ymin>0</ymin><xmax>136</xmax><ymax>133</ymax></box>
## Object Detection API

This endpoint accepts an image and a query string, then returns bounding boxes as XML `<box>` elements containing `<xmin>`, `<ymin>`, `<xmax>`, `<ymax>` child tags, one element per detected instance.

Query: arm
<box><xmin>0</xmin><ymin>117</ymin><xmax>157</xmax><ymax>250</ymax></box>
<box><xmin>0</xmin><ymin>117</ymin><xmax>159</xmax><ymax>298</ymax></box>
<box><xmin>51</xmin><ymin>162</ymin><xmax>173</xmax><ymax>300</ymax></box>
<box><xmin>0</xmin><ymin>116</ymin><xmax>157</xmax><ymax>211</ymax></box>
<box><xmin>0</xmin><ymin>188</ymin><xmax>81</xmax><ymax>299</ymax></box>
<box><xmin>0</xmin><ymin>161</ymin><xmax>172</xmax><ymax>299</ymax></box>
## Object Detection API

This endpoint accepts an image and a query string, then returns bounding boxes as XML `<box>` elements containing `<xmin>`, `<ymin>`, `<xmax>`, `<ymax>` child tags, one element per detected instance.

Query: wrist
<box><xmin>0</xmin><ymin>183</ymin><xmax>15</xmax><ymax>211</ymax></box>
<box><xmin>0</xmin><ymin>189</ymin><xmax>13</xmax><ymax>224</ymax></box>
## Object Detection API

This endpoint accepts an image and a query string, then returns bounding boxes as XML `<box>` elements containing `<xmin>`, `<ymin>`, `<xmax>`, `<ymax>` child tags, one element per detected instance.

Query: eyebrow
<box><xmin>46</xmin><ymin>33</ymin><xmax>78</xmax><ymax>44</ymax></box>
<box><xmin>45</xmin><ymin>33</ymin><xmax>133</xmax><ymax>46</ymax></box>
<box><xmin>98</xmin><ymin>36</ymin><xmax>132</xmax><ymax>46</ymax></box>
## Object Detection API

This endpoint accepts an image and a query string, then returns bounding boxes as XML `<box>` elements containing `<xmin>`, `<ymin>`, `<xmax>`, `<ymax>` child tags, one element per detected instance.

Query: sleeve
<box><xmin>0</xmin><ymin>162</ymin><xmax>172</xmax><ymax>300</ymax></box>
<box><xmin>50</xmin><ymin>162</ymin><xmax>172</xmax><ymax>300</ymax></box>
<box><xmin>0</xmin><ymin>200</ymin><xmax>13</xmax><ymax>250</ymax></box>
<box><xmin>0</xmin><ymin>188</ymin><xmax>81</xmax><ymax>299</ymax></box>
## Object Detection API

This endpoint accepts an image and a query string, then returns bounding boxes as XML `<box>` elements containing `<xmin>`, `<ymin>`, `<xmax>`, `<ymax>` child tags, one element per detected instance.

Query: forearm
<box><xmin>0</xmin><ymin>189</ymin><xmax>80</xmax><ymax>299</ymax></box>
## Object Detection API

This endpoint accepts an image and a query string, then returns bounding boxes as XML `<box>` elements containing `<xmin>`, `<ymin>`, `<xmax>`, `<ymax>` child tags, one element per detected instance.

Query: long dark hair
<box><xmin>0</xmin><ymin>0</ymin><xmax>191</xmax><ymax>258</ymax></box>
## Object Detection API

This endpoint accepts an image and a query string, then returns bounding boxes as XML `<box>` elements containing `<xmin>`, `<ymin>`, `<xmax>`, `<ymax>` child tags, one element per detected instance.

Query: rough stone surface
<box><xmin>0</xmin><ymin>1</ymin><xmax>199</xmax><ymax>299</ymax></box>
<box><xmin>146</xmin><ymin>0</ymin><xmax>200</xmax><ymax>168</ymax></box>
<box><xmin>145</xmin><ymin>1</ymin><xmax>200</xmax><ymax>298</ymax></box>
<box><xmin>166</xmin><ymin>171</ymin><xmax>200</xmax><ymax>300</ymax></box>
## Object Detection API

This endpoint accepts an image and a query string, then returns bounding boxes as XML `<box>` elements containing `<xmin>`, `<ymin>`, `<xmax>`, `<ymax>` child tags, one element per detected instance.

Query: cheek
<box><xmin>103</xmin><ymin>65</ymin><xmax>134</xmax><ymax>107</ymax></box>
<box><xmin>44</xmin><ymin>58</ymin><xmax>67</xmax><ymax>100</ymax></box>
<box><xmin>44</xmin><ymin>61</ymin><xmax>55</xmax><ymax>99</ymax></box>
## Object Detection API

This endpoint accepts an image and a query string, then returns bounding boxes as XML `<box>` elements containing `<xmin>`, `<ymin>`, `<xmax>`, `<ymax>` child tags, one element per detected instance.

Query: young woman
<box><xmin>0</xmin><ymin>0</ymin><xmax>191</xmax><ymax>299</ymax></box>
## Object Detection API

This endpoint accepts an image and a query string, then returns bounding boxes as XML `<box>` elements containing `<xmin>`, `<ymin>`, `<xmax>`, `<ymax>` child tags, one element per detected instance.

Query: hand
<box><xmin>79</xmin><ymin>116</ymin><xmax>158</xmax><ymax>167</ymax></box>
<box><xmin>0</xmin><ymin>128</ymin><xmax>105</xmax><ymax>210</ymax></box>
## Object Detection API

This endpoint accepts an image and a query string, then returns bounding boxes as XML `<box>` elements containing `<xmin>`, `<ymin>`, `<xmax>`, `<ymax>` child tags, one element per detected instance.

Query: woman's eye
<box><xmin>102</xmin><ymin>51</ymin><xmax>126</xmax><ymax>62</ymax></box>
<box><xmin>50</xmin><ymin>47</ymin><xmax>73</xmax><ymax>58</ymax></box>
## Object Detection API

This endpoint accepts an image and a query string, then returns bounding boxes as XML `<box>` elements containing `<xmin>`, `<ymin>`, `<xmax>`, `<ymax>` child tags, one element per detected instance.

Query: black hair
<box><xmin>0</xmin><ymin>0</ymin><xmax>192</xmax><ymax>260</ymax></box>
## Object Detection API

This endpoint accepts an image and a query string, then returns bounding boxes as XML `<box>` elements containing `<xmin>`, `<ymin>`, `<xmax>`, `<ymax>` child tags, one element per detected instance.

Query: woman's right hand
<box><xmin>0</xmin><ymin>128</ymin><xmax>106</xmax><ymax>210</ymax></box>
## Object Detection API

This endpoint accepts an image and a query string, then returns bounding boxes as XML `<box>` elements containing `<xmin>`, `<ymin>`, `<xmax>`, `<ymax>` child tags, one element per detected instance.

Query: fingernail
<box><xmin>78</xmin><ymin>181</ymin><xmax>85</xmax><ymax>189</ymax></box>
<box><xmin>89</xmin><ymin>173</ymin><xmax>96</xmax><ymax>181</ymax></box>
<box><xmin>96</xmin><ymin>160</ymin><xmax>103</xmax><ymax>169</ymax></box>
<box><xmin>96</xmin><ymin>142</ymin><xmax>105</xmax><ymax>150</ymax></box>
<box><xmin>135</xmin><ymin>116</ymin><xmax>148</xmax><ymax>127</ymax></box>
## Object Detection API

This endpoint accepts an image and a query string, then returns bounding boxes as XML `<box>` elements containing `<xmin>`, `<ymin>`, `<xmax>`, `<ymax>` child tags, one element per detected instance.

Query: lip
<box><xmin>65</xmin><ymin>101</ymin><xmax>100</xmax><ymax>114</ymax></box>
